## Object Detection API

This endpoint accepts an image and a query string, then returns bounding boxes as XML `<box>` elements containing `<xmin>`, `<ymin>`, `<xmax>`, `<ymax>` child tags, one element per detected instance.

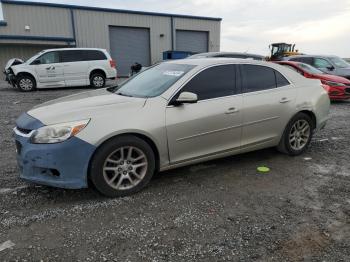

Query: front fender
<box><xmin>12</xmin><ymin>67</ymin><xmax>38</xmax><ymax>82</ymax></box>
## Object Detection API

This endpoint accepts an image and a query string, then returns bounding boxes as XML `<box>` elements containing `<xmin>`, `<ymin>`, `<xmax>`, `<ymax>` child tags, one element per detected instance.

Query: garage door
<box><xmin>109</xmin><ymin>26</ymin><xmax>151</xmax><ymax>77</ymax></box>
<box><xmin>176</xmin><ymin>30</ymin><xmax>208</xmax><ymax>53</ymax></box>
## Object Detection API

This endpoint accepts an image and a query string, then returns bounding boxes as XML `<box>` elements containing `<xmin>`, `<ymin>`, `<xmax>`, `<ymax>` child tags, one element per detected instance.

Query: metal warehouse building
<box><xmin>0</xmin><ymin>0</ymin><xmax>221</xmax><ymax>76</ymax></box>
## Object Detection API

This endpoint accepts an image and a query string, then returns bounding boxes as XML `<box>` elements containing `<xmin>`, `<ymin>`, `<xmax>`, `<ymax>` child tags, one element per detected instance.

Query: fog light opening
<box><xmin>50</xmin><ymin>169</ymin><xmax>60</xmax><ymax>177</ymax></box>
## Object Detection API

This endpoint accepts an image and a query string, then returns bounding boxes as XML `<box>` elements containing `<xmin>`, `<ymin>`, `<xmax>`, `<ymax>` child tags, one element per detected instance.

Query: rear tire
<box><xmin>17</xmin><ymin>75</ymin><xmax>36</xmax><ymax>92</ymax></box>
<box><xmin>277</xmin><ymin>112</ymin><xmax>313</xmax><ymax>155</ymax></box>
<box><xmin>90</xmin><ymin>73</ymin><xmax>105</xmax><ymax>88</ymax></box>
<box><xmin>89</xmin><ymin>135</ymin><xmax>155</xmax><ymax>197</ymax></box>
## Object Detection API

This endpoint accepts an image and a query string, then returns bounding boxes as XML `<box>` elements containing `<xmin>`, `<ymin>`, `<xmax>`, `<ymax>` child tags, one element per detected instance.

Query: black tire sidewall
<box><xmin>90</xmin><ymin>73</ymin><xmax>105</xmax><ymax>88</ymax></box>
<box><xmin>283</xmin><ymin>113</ymin><xmax>313</xmax><ymax>156</ymax></box>
<box><xmin>89</xmin><ymin>135</ymin><xmax>155</xmax><ymax>197</ymax></box>
<box><xmin>17</xmin><ymin>75</ymin><xmax>36</xmax><ymax>92</ymax></box>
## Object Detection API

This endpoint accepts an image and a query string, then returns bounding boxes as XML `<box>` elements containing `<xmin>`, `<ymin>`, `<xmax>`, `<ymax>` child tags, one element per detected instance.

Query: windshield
<box><xmin>329</xmin><ymin>57</ymin><xmax>350</xmax><ymax>68</ymax></box>
<box><xmin>297</xmin><ymin>63</ymin><xmax>324</xmax><ymax>74</ymax></box>
<box><xmin>25</xmin><ymin>50</ymin><xmax>46</xmax><ymax>64</ymax></box>
<box><xmin>113</xmin><ymin>63</ymin><xmax>195</xmax><ymax>98</ymax></box>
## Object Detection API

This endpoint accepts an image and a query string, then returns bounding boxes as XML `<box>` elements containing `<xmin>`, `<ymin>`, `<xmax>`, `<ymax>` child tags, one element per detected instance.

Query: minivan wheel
<box><xmin>90</xmin><ymin>73</ymin><xmax>105</xmax><ymax>88</ymax></box>
<box><xmin>89</xmin><ymin>135</ymin><xmax>155</xmax><ymax>197</ymax></box>
<box><xmin>17</xmin><ymin>75</ymin><xmax>36</xmax><ymax>92</ymax></box>
<box><xmin>277</xmin><ymin>112</ymin><xmax>313</xmax><ymax>156</ymax></box>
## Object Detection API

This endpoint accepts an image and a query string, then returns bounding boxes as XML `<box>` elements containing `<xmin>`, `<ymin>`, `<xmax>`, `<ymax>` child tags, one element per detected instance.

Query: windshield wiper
<box><xmin>106</xmin><ymin>85</ymin><xmax>119</xmax><ymax>92</ymax></box>
<box><xmin>115</xmin><ymin>91</ymin><xmax>134</xmax><ymax>97</ymax></box>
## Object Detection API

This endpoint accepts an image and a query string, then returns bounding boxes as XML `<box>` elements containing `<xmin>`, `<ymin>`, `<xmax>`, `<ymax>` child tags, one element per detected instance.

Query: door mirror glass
<box><xmin>31</xmin><ymin>59</ymin><xmax>41</xmax><ymax>65</ymax></box>
<box><xmin>175</xmin><ymin>92</ymin><xmax>198</xmax><ymax>105</ymax></box>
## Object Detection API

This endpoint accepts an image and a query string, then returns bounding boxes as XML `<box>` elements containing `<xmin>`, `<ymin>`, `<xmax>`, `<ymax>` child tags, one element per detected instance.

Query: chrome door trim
<box><xmin>176</xmin><ymin>123</ymin><xmax>242</xmax><ymax>141</ymax></box>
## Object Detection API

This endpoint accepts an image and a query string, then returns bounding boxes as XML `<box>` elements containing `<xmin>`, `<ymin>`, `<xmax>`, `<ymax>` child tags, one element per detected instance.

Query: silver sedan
<box><xmin>14</xmin><ymin>59</ymin><xmax>330</xmax><ymax>197</ymax></box>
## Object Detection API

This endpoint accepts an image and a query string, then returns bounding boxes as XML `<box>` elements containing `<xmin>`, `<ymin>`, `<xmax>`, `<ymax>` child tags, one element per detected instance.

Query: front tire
<box><xmin>90</xmin><ymin>73</ymin><xmax>105</xmax><ymax>88</ymax></box>
<box><xmin>89</xmin><ymin>135</ymin><xmax>155</xmax><ymax>197</ymax></box>
<box><xmin>277</xmin><ymin>113</ymin><xmax>313</xmax><ymax>155</ymax></box>
<box><xmin>17</xmin><ymin>75</ymin><xmax>36</xmax><ymax>92</ymax></box>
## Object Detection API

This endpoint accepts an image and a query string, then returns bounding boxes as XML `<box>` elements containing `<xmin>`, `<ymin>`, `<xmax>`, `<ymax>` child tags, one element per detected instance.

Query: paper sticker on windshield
<box><xmin>163</xmin><ymin>70</ymin><xmax>185</xmax><ymax>77</ymax></box>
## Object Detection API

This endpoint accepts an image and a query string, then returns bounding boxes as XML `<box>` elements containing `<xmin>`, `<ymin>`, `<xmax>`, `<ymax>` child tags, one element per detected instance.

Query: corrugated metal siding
<box><xmin>0</xmin><ymin>2</ymin><xmax>221</xmax><ymax>66</ymax></box>
<box><xmin>174</xmin><ymin>17</ymin><xmax>220</xmax><ymax>52</ymax></box>
<box><xmin>109</xmin><ymin>26</ymin><xmax>150</xmax><ymax>76</ymax></box>
<box><xmin>73</xmin><ymin>9</ymin><xmax>172</xmax><ymax>64</ymax></box>
<box><xmin>176</xmin><ymin>30</ymin><xmax>208</xmax><ymax>53</ymax></box>
<box><xmin>0</xmin><ymin>4</ymin><xmax>72</xmax><ymax>37</ymax></box>
<box><xmin>0</xmin><ymin>44</ymin><xmax>60</xmax><ymax>69</ymax></box>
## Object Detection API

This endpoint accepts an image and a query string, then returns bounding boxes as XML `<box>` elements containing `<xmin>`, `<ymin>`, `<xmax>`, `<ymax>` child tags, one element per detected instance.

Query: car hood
<box><xmin>28</xmin><ymin>88</ymin><xmax>147</xmax><ymax>125</ymax></box>
<box><xmin>5</xmin><ymin>58</ymin><xmax>24</xmax><ymax>71</ymax></box>
<box><xmin>314</xmin><ymin>73</ymin><xmax>350</xmax><ymax>84</ymax></box>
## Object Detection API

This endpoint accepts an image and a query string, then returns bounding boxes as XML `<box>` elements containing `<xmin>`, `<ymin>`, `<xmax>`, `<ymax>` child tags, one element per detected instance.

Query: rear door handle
<box><xmin>279</xmin><ymin>97</ymin><xmax>291</xmax><ymax>103</ymax></box>
<box><xmin>225</xmin><ymin>107</ymin><xmax>239</xmax><ymax>114</ymax></box>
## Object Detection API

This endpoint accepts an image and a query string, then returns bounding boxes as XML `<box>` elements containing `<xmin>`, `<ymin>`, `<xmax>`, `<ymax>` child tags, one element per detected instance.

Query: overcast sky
<box><xmin>7</xmin><ymin>0</ymin><xmax>350</xmax><ymax>57</ymax></box>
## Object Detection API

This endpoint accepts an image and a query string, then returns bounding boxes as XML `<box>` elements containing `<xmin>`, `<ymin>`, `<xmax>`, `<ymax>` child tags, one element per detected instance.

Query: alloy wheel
<box><xmin>289</xmin><ymin>119</ymin><xmax>311</xmax><ymax>151</ymax></box>
<box><xmin>93</xmin><ymin>76</ymin><xmax>104</xmax><ymax>87</ymax></box>
<box><xmin>102</xmin><ymin>146</ymin><xmax>148</xmax><ymax>190</ymax></box>
<box><xmin>19</xmin><ymin>78</ymin><xmax>33</xmax><ymax>90</ymax></box>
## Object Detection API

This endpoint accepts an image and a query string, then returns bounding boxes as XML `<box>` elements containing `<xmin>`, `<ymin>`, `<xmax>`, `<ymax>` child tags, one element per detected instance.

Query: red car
<box><xmin>275</xmin><ymin>61</ymin><xmax>350</xmax><ymax>100</ymax></box>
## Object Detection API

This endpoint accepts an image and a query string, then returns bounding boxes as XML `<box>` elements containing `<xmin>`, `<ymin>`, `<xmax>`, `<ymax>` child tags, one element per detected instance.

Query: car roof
<box><xmin>165</xmin><ymin>58</ymin><xmax>277</xmax><ymax>67</ymax></box>
<box><xmin>287</xmin><ymin>54</ymin><xmax>339</xmax><ymax>59</ymax></box>
<box><xmin>42</xmin><ymin>48</ymin><xmax>106</xmax><ymax>52</ymax></box>
<box><xmin>189</xmin><ymin>51</ymin><xmax>264</xmax><ymax>58</ymax></box>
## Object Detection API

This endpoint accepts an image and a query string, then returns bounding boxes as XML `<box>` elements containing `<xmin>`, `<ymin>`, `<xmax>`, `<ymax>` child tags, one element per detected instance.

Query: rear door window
<box><xmin>181</xmin><ymin>65</ymin><xmax>236</xmax><ymax>100</ymax></box>
<box><xmin>240</xmin><ymin>64</ymin><xmax>289</xmax><ymax>93</ymax></box>
<box><xmin>60</xmin><ymin>50</ymin><xmax>107</xmax><ymax>62</ymax></box>
<box><xmin>60</xmin><ymin>50</ymin><xmax>83</xmax><ymax>63</ymax></box>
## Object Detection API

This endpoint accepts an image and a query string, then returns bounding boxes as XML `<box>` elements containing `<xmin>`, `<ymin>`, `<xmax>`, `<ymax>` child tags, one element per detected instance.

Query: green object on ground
<box><xmin>257</xmin><ymin>166</ymin><xmax>270</xmax><ymax>173</ymax></box>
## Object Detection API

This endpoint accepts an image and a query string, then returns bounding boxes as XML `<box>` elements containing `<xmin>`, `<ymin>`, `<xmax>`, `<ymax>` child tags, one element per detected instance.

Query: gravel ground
<box><xmin>0</xmin><ymin>80</ymin><xmax>349</xmax><ymax>261</ymax></box>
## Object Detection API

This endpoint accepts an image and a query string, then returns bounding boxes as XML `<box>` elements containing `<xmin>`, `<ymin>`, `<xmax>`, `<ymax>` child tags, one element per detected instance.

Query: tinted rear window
<box><xmin>60</xmin><ymin>50</ymin><xmax>107</xmax><ymax>62</ymax></box>
<box><xmin>289</xmin><ymin>57</ymin><xmax>313</xmax><ymax>65</ymax></box>
<box><xmin>85</xmin><ymin>50</ymin><xmax>107</xmax><ymax>60</ymax></box>
<box><xmin>275</xmin><ymin>71</ymin><xmax>290</xmax><ymax>87</ymax></box>
<box><xmin>241</xmin><ymin>65</ymin><xmax>289</xmax><ymax>92</ymax></box>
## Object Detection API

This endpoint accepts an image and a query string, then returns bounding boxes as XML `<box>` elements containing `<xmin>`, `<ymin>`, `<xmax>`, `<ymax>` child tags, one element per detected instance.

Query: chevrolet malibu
<box><xmin>14</xmin><ymin>59</ymin><xmax>330</xmax><ymax>197</ymax></box>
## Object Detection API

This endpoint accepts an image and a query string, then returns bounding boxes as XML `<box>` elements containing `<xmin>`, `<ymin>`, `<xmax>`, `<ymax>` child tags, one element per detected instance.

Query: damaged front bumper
<box><xmin>3</xmin><ymin>70</ymin><xmax>17</xmax><ymax>87</ymax></box>
<box><xmin>14</xmin><ymin>113</ymin><xmax>96</xmax><ymax>189</ymax></box>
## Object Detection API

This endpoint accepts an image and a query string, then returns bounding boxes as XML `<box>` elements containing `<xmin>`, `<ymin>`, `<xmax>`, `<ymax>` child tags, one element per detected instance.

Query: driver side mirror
<box><xmin>31</xmin><ymin>59</ymin><xmax>41</xmax><ymax>65</ymax></box>
<box><xmin>327</xmin><ymin>66</ymin><xmax>335</xmax><ymax>71</ymax></box>
<box><xmin>173</xmin><ymin>92</ymin><xmax>198</xmax><ymax>106</ymax></box>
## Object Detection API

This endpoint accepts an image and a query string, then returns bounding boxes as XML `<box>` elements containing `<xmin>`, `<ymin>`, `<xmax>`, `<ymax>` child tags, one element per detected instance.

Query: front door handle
<box><xmin>225</xmin><ymin>107</ymin><xmax>239</xmax><ymax>114</ymax></box>
<box><xmin>279</xmin><ymin>97</ymin><xmax>291</xmax><ymax>103</ymax></box>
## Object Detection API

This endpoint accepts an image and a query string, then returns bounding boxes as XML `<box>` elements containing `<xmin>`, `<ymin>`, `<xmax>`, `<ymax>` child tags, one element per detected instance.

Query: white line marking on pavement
<box><xmin>0</xmin><ymin>240</ymin><xmax>15</xmax><ymax>252</ymax></box>
<box><xmin>0</xmin><ymin>185</ymin><xmax>30</xmax><ymax>195</ymax></box>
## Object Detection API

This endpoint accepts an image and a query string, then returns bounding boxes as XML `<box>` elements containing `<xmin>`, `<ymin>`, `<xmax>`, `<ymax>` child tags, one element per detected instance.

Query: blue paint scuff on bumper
<box><xmin>14</xmin><ymin>113</ymin><xmax>96</xmax><ymax>189</ymax></box>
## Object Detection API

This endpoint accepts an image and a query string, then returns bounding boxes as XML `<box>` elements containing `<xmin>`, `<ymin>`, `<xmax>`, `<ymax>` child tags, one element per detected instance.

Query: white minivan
<box><xmin>5</xmin><ymin>48</ymin><xmax>117</xmax><ymax>91</ymax></box>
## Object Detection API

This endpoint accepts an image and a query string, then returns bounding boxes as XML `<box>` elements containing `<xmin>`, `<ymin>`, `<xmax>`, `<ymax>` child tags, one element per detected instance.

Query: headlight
<box><xmin>324</xmin><ymin>80</ymin><xmax>345</xmax><ymax>87</ymax></box>
<box><xmin>30</xmin><ymin>119</ymin><xmax>90</xmax><ymax>144</ymax></box>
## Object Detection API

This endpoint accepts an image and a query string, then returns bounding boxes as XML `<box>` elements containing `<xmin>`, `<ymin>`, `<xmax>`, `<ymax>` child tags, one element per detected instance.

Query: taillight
<box><xmin>109</xmin><ymin>59</ymin><xmax>116</xmax><ymax>68</ymax></box>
